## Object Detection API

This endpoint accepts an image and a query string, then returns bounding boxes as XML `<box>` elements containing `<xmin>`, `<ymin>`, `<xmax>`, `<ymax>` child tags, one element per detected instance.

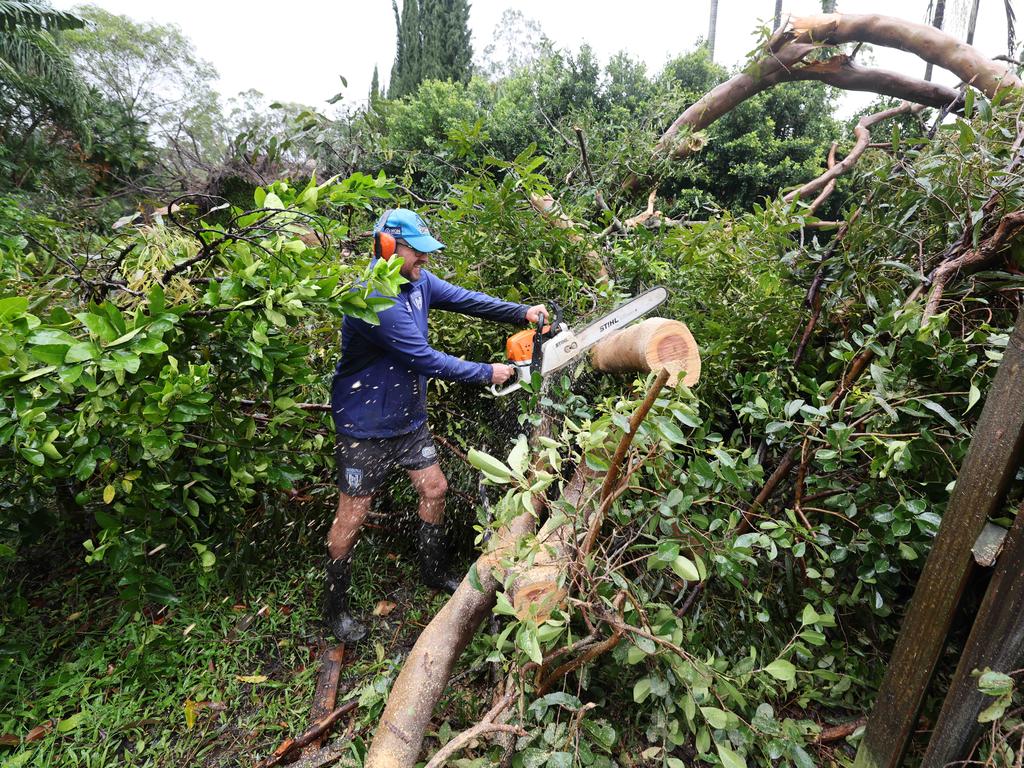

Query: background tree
<box><xmin>370</xmin><ymin>63</ymin><xmax>381</xmax><ymax>104</ymax></box>
<box><xmin>477</xmin><ymin>8</ymin><xmax>546</xmax><ymax>80</ymax></box>
<box><xmin>419</xmin><ymin>0</ymin><xmax>472</xmax><ymax>85</ymax></box>
<box><xmin>389</xmin><ymin>0</ymin><xmax>472</xmax><ymax>97</ymax></box>
<box><xmin>389</xmin><ymin>0</ymin><xmax>421</xmax><ymax>97</ymax></box>
<box><xmin>63</xmin><ymin>5</ymin><xmax>222</xmax><ymax>189</ymax></box>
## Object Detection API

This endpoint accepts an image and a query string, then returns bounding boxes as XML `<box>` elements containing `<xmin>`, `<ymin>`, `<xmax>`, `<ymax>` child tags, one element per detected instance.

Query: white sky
<box><xmin>55</xmin><ymin>0</ymin><xmax>1016</xmax><ymax>117</ymax></box>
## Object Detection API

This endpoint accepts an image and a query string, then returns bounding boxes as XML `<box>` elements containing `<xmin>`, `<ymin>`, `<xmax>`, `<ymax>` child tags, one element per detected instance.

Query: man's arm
<box><xmin>358</xmin><ymin>301</ymin><xmax>494</xmax><ymax>383</ymax></box>
<box><xmin>428</xmin><ymin>273</ymin><xmax>530</xmax><ymax>325</ymax></box>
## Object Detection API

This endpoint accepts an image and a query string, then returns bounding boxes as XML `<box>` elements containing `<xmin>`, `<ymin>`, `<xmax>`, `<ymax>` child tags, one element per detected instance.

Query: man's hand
<box><xmin>525</xmin><ymin>304</ymin><xmax>548</xmax><ymax>324</ymax></box>
<box><xmin>491</xmin><ymin>363</ymin><xmax>515</xmax><ymax>385</ymax></box>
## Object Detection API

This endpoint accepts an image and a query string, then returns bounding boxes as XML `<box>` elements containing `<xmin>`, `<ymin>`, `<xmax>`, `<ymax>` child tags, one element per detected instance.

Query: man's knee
<box><xmin>418</xmin><ymin>472</ymin><xmax>447</xmax><ymax>500</ymax></box>
<box><xmin>334</xmin><ymin>494</ymin><xmax>371</xmax><ymax>527</ymax></box>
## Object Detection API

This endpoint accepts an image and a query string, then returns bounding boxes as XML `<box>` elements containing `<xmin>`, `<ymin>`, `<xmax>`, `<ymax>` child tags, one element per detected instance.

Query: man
<box><xmin>326</xmin><ymin>208</ymin><xmax>546</xmax><ymax>643</ymax></box>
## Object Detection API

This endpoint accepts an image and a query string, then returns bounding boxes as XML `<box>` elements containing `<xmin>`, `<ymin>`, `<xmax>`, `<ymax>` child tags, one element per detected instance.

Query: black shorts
<box><xmin>335</xmin><ymin>423</ymin><xmax>439</xmax><ymax>497</ymax></box>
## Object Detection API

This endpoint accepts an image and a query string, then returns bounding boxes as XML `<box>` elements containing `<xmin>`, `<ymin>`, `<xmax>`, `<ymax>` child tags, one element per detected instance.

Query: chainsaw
<box><xmin>490</xmin><ymin>286</ymin><xmax>669</xmax><ymax>396</ymax></box>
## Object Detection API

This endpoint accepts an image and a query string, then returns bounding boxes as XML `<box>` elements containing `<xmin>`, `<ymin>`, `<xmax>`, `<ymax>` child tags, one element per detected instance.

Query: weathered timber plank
<box><xmin>921</xmin><ymin>501</ymin><xmax>1024</xmax><ymax>766</ymax></box>
<box><xmin>854</xmin><ymin>308</ymin><xmax>1024</xmax><ymax>768</ymax></box>
<box><xmin>302</xmin><ymin>644</ymin><xmax>345</xmax><ymax>756</ymax></box>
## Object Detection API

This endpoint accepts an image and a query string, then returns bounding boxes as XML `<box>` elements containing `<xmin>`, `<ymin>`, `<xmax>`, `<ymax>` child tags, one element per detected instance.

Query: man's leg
<box><xmin>326</xmin><ymin>437</ymin><xmax>388</xmax><ymax>644</ymax></box>
<box><xmin>328</xmin><ymin>493</ymin><xmax>372</xmax><ymax>560</ymax></box>
<box><xmin>407</xmin><ymin>463</ymin><xmax>461</xmax><ymax>593</ymax></box>
<box><xmin>324</xmin><ymin>494</ymin><xmax>371</xmax><ymax>643</ymax></box>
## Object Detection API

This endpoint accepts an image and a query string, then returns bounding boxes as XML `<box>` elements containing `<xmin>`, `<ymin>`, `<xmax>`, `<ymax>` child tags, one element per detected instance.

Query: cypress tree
<box><xmin>370</xmin><ymin>64</ymin><xmax>380</xmax><ymax>104</ymax></box>
<box><xmin>445</xmin><ymin>0</ymin><xmax>472</xmax><ymax>85</ymax></box>
<box><xmin>390</xmin><ymin>0</ymin><xmax>471</xmax><ymax>96</ymax></box>
<box><xmin>388</xmin><ymin>0</ymin><xmax>402</xmax><ymax>95</ymax></box>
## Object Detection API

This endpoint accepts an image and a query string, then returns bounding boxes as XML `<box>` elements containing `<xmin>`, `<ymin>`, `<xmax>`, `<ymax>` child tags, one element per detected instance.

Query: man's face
<box><xmin>396</xmin><ymin>242</ymin><xmax>431</xmax><ymax>281</ymax></box>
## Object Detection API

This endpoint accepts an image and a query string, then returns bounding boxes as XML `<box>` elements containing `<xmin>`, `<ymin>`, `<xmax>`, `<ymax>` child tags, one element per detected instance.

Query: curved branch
<box><xmin>784</xmin><ymin>101</ymin><xmax>914</xmax><ymax>203</ymax></box>
<box><xmin>783</xmin><ymin>55</ymin><xmax>960</xmax><ymax>106</ymax></box>
<box><xmin>632</xmin><ymin>12</ymin><xmax>1012</xmax><ymax>191</ymax></box>
<box><xmin>789</xmin><ymin>13</ymin><xmax>1022</xmax><ymax>97</ymax></box>
<box><xmin>807</xmin><ymin>141</ymin><xmax>839</xmax><ymax>215</ymax></box>
<box><xmin>924</xmin><ymin>210</ymin><xmax>1024</xmax><ymax>318</ymax></box>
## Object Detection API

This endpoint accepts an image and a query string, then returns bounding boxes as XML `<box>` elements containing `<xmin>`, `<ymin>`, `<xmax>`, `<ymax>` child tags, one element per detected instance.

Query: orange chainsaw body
<box><xmin>505</xmin><ymin>325</ymin><xmax>552</xmax><ymax>364</ymax></box>
<box><xmin>505</xmin><ymin>328</ymin><xmax>537</xmax><ymax>364</ymax></box>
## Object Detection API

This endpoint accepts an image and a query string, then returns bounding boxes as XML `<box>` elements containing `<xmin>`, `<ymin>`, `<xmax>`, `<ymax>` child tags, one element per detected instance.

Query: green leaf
<box><xmin>920</xmin><ymin>399</ymin><xmax>964</xmax><ymax>432</ymax></box>
<box><xmin>700</xmin><ymin>706</ymin><xmax>729</xmax><ymax>729</ymax></box>
<box><xmin>30</xmin><ymin>344</ymin><xmax>71</xmax><ymax>365</ymax></box>
<box><xmin>27</xmin><ymin>328</ymin><xmax>75</xmax><ymax>346</ymax></box>
<box><xmin>633</xmin><ymin>678</ymin><xmax>652</xmax><ymax>703</ymax></box>
<box><xmin>65</xmin><ymin>341</ymin><xmax>100</xmax><ymax>362</ymax></box>
<box><xmin>56</xmin><ymin>711</ymin><xmax>88</xmax><ymax>733</ymax></box>
<box><xmin>0</xmin><ymin>296</ymin><xmax>29</xmax><ymax>321</ymax></box>
<box><xmin>966</xmin><ymin>383</ymin><xmax>981</xmax><ymax>412</ymax></box>
<box><xmin>764</xmin><ymin>658</ymin><xmax>796</xmax><ymax>682</ymax></box>
<box><xmin>517</xmin><ymin>624</ymin><xmax>542</xmax><ymax>665</ymax></box>
<box><xmin>19</xmin><ymin>446</ymin><xmax>45</xmax><ymax>466</ymax></box>
<box><xmin>494</xmin><ymin>591</ymin><xmax>516</xmax><ymax>616</ymax></box>
<box><xmin>19</xmin><ymin>365</ymin><xmax>56</xmax><ymax>382</ymax></box>
<box><xmin>107</xmin><ymin>326</ymin><xmax>144</xmax><ymax>347</ymax></box>
<box><xmin>716</xmin><ymin>741</ymin><xmax>747</xmax><ymax>768</ymax></box>
<box><xmin>467</xmin><ymin>448</ymin><xmax>513</xmax><ymax>483</ymax></box>
<box><xmin>671</xmin><ymin>554</ymin><xmax>701</xmax><ymax>581</ymax></box>
<box><xmin>75</xmin><ymin>312</ymin><xmax>117</xmax><ymax>343</ymax></box>
<box><xmin>581</xmin><ymin>720</ymin><xmax>616</xmax><ymax>750</ymax></box>
<box><xmin>658</xmin><ymin>419</ymin><xmax>686</xmax><ymax>444</ymax></box>
<box><xmin>467</xmin><ymin>562</ymin><xmax>482</xmax><ymax>592</ymax></box>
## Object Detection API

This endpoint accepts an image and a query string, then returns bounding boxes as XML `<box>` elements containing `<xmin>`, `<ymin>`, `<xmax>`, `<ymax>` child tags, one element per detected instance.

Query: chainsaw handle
<box><xmin>489</xmin><ymin>362</ymin><xmax>530</xmax><ymax>397</ymax></box>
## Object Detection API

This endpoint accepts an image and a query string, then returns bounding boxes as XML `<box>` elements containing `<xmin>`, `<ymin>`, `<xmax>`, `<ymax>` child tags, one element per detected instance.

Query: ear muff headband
<box><xmin>374</xmin><ymin>209</ymin><xmax>397</xmax><ymax>260</ymax></box>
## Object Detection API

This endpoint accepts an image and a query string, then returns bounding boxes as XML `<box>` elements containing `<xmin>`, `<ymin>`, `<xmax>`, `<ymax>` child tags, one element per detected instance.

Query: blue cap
<box><xmin>375</xmin><ymin>208</ymin><xmax>445</xmax><ymax>253</ymax></box>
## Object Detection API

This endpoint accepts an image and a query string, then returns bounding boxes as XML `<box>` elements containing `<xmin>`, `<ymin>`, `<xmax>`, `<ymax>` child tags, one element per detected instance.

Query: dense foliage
<box><xmin>3</xmin><ymin>3</ymin><xmax>1024</xmax><ymax>767</ymax></box>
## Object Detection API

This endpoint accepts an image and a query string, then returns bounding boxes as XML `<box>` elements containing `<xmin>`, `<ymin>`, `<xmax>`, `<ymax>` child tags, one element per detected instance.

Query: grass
<box><xmin>0</xmin><ymin>525</ymin><xmax>458</xmax><ymax>767</ymax></box>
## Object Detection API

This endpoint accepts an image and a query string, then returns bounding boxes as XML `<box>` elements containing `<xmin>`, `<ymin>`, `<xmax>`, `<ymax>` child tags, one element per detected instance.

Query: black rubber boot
<box><xmin>324</xmin><ymin>555</ymin><xmax>368</xmax><ymax>643</ymax></box>
<box><xmin>418</xmin><ymin>521</ymin><xmax>462</xmax><ymax>593</ymax></box>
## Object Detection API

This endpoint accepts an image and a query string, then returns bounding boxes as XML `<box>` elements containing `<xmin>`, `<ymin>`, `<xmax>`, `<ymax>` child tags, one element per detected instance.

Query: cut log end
<box><xmin>591</xmin><ymin>317</ymin><xmax>701</xmax><ymax>387</ymax></box>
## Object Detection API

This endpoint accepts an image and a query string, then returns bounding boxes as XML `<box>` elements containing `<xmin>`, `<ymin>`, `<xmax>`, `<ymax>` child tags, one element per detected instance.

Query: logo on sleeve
<box><xmin>421</xmin><ymin>445</ymin><xmax>437</xmax><ymax>459</ymax></box>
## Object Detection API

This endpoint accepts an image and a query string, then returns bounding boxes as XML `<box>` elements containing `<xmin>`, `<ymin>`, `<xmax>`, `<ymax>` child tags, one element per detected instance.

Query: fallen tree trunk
<box><xmin>365</xmin><ymin>496</ymin><xmax>540</xmax><ymax>768</ymax></box>
<box><xmin>366</xmin><ymin>323</ymin><xmax>697</xmax><ymax>768</ymax></box>
<box><xmin>788</xmin><ymin>13</ymin><xmax>1022</xmax><ymax>97</ymax></box>
<box><xmin>590</xmin><ymin>318</ymin><xmax>701</xmax><ymax>387</ymax></box>
<box><xmin>628</xmin><ymin>11</ymin><xmax>1005</xmax><ymax>192</ymax></box>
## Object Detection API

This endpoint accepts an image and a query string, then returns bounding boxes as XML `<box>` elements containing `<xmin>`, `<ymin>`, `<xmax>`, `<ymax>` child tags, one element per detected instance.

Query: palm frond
<box><xmin>0</xmin><ymin>27</ymin><xmax>88</xmax><ymax>126</ymax></box>
<box><xmin>0</xmin><ymin>1</ymin><xmax>85</xmax><ymax>32</ymax></box>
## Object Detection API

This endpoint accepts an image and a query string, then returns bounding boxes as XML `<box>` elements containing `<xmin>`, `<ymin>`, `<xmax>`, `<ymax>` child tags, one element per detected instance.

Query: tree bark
<box><xmin>789</xmin><ymin>13</ymin><xmax>1020</xmax><ymax>96</ymax></box>
<box><xmin>774</xmin><ymin>0</ymin><xmax>784</xmax><ymax>31</ymax></box>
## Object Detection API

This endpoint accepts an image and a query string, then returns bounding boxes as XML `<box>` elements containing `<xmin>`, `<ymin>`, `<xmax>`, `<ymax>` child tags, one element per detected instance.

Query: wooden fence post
<box><xmin>854</xmin><ymin>308</ymin><xmax>1024</xmax><ymax>768</ymax></box>
<box><xmin>920</xmin><ymin>502</ymin><xmax>1024</xmax><ymax>766</ymax></box>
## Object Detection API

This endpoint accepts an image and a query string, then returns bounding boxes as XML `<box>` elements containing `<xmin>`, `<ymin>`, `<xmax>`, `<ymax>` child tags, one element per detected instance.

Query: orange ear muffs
<box><xmin>374</xmin><ymin>209</ymin><xmax>397</xmax><ymax>260</ymax></box>
<box><xmin>374</xmin><ymin>231</ymin><xmax>397</xmax><ymax>260</ymax></box>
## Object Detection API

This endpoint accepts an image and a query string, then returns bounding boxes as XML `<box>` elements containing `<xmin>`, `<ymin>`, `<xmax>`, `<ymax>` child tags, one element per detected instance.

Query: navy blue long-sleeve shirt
<box><xmin>331</xmin><ymin>268</ymin><xmax>529</xmax><ymax>438</ymax></box>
